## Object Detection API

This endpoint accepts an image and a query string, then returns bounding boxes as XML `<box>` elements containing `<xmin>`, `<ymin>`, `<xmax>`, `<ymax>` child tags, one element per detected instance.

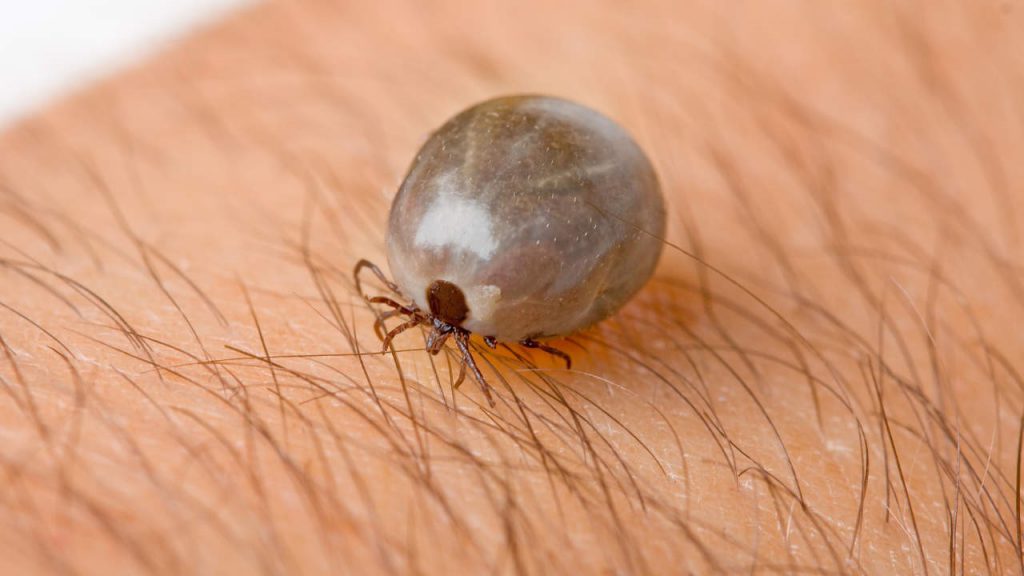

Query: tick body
<box><xmin>357</xmin><ymin>95</ymin><xmax>665</xmax><ymax>403</ymax></box>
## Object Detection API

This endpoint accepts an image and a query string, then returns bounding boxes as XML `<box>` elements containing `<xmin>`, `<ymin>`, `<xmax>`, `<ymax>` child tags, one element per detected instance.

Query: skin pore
<box><xmin>1</xmin><ymin>0</ymin><xmax>1023</xmax><ymax>573</ymax></box>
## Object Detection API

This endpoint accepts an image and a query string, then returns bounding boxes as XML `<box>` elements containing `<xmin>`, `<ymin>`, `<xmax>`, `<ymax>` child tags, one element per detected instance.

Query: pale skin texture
<box><xmin>1</xmin><ymin>1</ymin><xmax>1023</xmax><ymax>574</ymax></box>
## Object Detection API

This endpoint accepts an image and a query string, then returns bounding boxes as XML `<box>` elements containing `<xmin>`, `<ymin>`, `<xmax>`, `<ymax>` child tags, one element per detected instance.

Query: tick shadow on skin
<box><xmin>436</xmin><ymin>263</ymin><xmax>841</xmax><ymax>565</ymax></box>
<box><xmin>342</xmin><ymin>229</ymin><xmax>818</xmax><ymax>498</ymax></box>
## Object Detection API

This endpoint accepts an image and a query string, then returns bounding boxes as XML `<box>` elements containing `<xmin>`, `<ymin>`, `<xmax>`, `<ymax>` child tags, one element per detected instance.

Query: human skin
<box><xmin>1</xmin><ymin>0</ymin><xmax>1022</xmax><ymax>574</ymax></box>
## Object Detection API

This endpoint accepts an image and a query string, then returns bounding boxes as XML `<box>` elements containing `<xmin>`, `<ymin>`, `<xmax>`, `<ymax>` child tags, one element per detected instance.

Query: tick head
<box><xmin>426</xmin><ymin>279</ymin><xmax>469</xmax><ymax>327</ymax></box>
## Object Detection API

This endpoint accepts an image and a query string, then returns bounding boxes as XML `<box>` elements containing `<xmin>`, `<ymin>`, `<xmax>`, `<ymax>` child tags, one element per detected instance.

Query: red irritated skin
<box><xmin>385</xmin><ymin>95</ymin><xmax>666</xmax><ymax>343</ymax></box>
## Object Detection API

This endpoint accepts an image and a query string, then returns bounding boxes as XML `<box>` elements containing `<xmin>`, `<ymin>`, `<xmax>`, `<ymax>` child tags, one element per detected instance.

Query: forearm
<box><xmin>1</xmin><ymin>1</ymin><xmax>1022</xmax><ymax>574</ymax></box>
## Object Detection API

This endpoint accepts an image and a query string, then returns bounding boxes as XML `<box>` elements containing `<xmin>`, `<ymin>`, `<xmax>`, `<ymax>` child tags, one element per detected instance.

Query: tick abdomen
<box><xmin>387</xmin><ymin>95</ymin><xmax>665</xmax><ymax>342</ymax></box>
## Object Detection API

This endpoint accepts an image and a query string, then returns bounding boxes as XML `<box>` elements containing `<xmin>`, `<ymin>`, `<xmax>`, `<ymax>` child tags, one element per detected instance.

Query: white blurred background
<box><xmin>0</xmin><ymin>0</ymin><xmax>254</xmax><ymax>128</ymax></box>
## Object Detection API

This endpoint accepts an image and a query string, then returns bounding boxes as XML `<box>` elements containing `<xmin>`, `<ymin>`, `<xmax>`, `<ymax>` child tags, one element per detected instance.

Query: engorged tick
<box><xmin>355</xmin><ymin>94</ymin><xmax>666</xmax><ymax>406</ymax></box>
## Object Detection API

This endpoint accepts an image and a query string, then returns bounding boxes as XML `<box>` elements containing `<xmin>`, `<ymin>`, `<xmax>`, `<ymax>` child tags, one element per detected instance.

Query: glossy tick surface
<box><xmin>356</xmin><ymin>94</ymin><xmax>665</xmax><ymax>405</ymax></box>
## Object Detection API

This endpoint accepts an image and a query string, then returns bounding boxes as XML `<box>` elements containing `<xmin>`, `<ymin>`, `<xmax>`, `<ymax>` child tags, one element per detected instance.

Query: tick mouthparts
<box><xmin>426</xmin><ymin>329</ymin><xmax>441</xmax><ymax>352</ymax></box>
<box><xmin>425</xmin><ymin>325</ymin><xmax>451</xmax><ymax>354</ymax></box>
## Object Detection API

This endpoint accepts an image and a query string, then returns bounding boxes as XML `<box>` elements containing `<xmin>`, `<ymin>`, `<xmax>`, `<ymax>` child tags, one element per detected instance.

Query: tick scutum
<box><xmin>426</xmin><ymin>279</ymin><xmax>469</xmax><ymax>326</ymax></box>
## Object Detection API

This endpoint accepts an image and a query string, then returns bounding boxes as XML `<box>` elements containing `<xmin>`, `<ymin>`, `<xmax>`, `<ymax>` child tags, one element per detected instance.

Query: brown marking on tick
<box><xmin>426</xmin><ymin>279</ymin><xmax>469</xmax><ymax>325</ymax></box>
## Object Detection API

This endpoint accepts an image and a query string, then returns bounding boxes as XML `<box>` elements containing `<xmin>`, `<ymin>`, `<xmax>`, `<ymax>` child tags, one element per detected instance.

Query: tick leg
<box><xmin>426</xmin><ymin>329</ymin><xmax>451</xmax><ymax>355</ymax></box>
<box><xmin>367</xmin><ymin>296</ymin><xmax>419</xmax><ymax>316</ymax></box>
<box><xmin>381</xmin><ymin>317</ymin><xmax>423</xmax><ymax>352</ymax></box>
<box><xmin>367</xmin><ymin>298</ymin><xmax>422</xmax><ymax>346</ymax></box>
<box><xmin>354</xmin><ymin>259</ymin><xmax>401</xmax><ymax>299</ymax></box>
<box><xmin>453</xmin><ymin>354</ymin><xmax>467</xmax><ymax>389</ymax></box>
<box><xmin>455</xmin><ymin>332</ymin><xmax>495</xmax><ymax>407</ymax></box>
<box><xmin>520</xmin><ymin>338</ymin><xmax>573</xmax><ymax>370</ymax></box>
<box><xmin>372</xmin><ymin>308</ymin><xmax>403</xmax><ymax>341</ymax></box>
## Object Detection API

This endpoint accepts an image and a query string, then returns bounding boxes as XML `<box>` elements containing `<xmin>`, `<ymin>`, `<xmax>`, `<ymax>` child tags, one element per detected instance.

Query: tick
<box><xmin>355</xmin><ymin>95</ymin><xmax>665</xmax><ymax>405</ymax></box>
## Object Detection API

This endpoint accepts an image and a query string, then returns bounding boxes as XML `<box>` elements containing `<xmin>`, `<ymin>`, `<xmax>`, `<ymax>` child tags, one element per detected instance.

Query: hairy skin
<box><xmin>1</xmin><ymin>0</ymin><xmax>1023</xmax><ymax>574</ymax></box>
